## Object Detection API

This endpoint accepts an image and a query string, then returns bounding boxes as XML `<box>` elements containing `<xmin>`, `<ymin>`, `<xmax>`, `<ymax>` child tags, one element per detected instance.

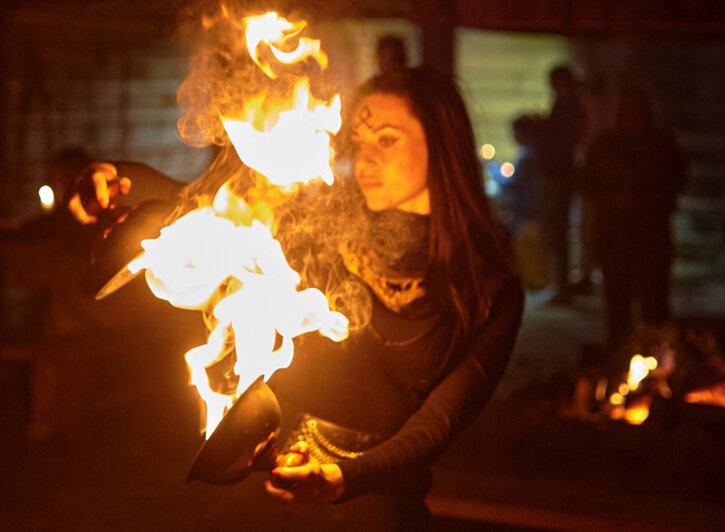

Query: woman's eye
<box><xmin>378</xmin><ymin>136</ymin><xmax>399</xmax><ymax>148</ymax></box>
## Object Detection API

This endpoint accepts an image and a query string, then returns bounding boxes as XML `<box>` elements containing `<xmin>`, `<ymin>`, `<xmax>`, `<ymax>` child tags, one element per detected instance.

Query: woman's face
<box><xmin>351</xmin><ymin>94</ymin><xmax>429</xmax><ymax>214</ymax></box>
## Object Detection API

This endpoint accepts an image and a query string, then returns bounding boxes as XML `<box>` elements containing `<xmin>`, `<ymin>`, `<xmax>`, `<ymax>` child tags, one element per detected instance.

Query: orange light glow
<box><xmin>609</xmin><ymin>392</ymin><xmax>625</xmax><ymax>406</ymax></box>
<box><xmin>480</xmin><ymin>143</ymin><xmax>495</xmax><ymax>160</ymax></box>
<box><xmin>623</xmin><ymin>396</ymin><xmax>652</xmax><ymax>425</ymax></box>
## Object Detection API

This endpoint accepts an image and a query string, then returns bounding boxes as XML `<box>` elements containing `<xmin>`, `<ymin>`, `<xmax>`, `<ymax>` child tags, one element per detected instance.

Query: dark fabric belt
<box><xmin>285</xmin><ymin>413</ymin><xmax>385</xmax><ymax>464</ymax></box>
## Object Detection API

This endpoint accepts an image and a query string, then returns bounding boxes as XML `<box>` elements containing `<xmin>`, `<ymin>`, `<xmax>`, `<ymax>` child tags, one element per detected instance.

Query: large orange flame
<box><xmin>129</xmin><ymin>11</ymin><xmax>346</xmax><ymax>437</ymax></box>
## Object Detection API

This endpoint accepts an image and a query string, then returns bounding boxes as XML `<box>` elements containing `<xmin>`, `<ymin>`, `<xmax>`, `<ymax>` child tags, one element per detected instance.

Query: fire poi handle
<box><xmin>186</xmin><ymin>377</ymin><xmax>284</xmax><ymax>485</ymax></box>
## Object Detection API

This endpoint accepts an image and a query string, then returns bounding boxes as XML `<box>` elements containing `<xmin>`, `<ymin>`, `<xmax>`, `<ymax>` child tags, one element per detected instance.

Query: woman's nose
<box><xmin>355</xmin><ymin>143</ymin><xmax>377</xmax><ymax>164</ymax></box>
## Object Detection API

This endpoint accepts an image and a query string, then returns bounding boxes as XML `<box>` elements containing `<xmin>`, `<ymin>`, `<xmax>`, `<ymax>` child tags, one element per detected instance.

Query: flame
<box><xmin>608</xmin><ymin>354</ymin><xmax>658</xmax><ymax>425</ymax></box>
<box><xmin>627</xmin><ymin>354</ymin><xmax>657</xmax><ymax>391</ymax></box>
<box><xmin>127</xmin><ymin>11</ymin><xmax>346</xmax><ymax>437</ymax></box>
<box><xmin>39</xmin><ymin>185</ymin><xmax>55</xmax><ymax>211</ymax></box>
<box><xmin>244</xmin><ymin>12</ymin><xmax>328</xmax><ymax>79</ymax></box>
<box><xmin>623</xmin><ymin>396</ymin><xmax>652</xmax><ymax>425</ymax></box>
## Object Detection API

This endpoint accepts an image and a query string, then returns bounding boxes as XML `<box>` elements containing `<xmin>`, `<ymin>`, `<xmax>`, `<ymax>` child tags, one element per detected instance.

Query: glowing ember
<box><xmin>39</xmin><ymin>185</ymin><xmax>55</xmax><ymax>211</ymax></box>
<box><xmin>684</xmin><ymin>382</ymin><xmax>725</xmax><ymax>408</ymax></box>
<box><xmin>608</xmin><ymin>354</ymin><xmax>659</xmax><ymax>425</ymax></box>
<box><xmin>127</xmin><ymin>11</ymin><xmax>347</xmax><ymax>437</ymax></box>
<box><xmin>623</xmin><ymin>396</ymin><xmax>652</xmax><ymax>425</ymax></box>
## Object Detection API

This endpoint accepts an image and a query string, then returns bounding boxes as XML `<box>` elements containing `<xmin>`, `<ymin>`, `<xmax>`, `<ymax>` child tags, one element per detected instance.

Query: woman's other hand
<box><xmin>66</xmin><ymin>162</ymin><xmax>131</xmax><ymax>224</ymax></box>
<box><xmin>264</xmin><ymin>441</ymin><xmax>345</xmax><ymax>505</ymax></box>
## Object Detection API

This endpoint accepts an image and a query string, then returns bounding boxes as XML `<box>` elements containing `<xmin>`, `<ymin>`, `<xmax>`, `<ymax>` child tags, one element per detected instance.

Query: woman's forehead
<box><xmin>352</xmin><ymin>93</ymin><xmax>417</xmax><ymax>133</ymax></box>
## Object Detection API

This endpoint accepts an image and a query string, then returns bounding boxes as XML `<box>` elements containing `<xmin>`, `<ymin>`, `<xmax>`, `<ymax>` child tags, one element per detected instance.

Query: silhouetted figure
<box><xmin>506</xmin><ymin>114</ymin><xmax>542</xmax><ymax>232</ymax></box>
<box><xmin>583</xmin><ymin>81</ymin><xmax>687</xmax><ymax>355</ymax></box>
<box><xmin>538</xmin><ymin>66</ymin><xmax>586</xmax><ymax>303</ymax></box>
<box><xmin>376</xmin><ymin>35</ymin><xmax>407</xmax><ymax>74</ymax></box>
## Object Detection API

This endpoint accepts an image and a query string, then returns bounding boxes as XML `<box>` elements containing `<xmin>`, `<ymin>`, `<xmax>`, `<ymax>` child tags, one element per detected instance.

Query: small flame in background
<box><xmin>607</xmin><ymin>346</ymin><xmax>674</xmax><ymax>425</ymax></box>
<box><xmin>128</xmin><ymin>10</ymin><xmax>348</xmax><ymax>438</ymax></box>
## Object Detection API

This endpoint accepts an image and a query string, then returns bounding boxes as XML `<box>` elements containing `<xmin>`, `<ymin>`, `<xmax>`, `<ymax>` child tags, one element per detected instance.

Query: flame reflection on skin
<box><xmin>126</xmin><ymin>11</ymin><xmax>347</xmax><ymax>438</ymax></box>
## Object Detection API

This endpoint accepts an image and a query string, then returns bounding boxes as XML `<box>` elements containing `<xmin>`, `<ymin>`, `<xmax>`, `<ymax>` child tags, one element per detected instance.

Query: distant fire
<box><xmin>127</xmin><ymin>11</ymin><xmax>347</xmax><ymax>437</ymax></box>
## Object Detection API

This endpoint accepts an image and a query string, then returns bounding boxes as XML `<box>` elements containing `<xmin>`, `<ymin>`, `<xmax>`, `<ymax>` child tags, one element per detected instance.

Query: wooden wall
<box><xmin>0</xmin><ymin>2</ymin><xmax>210</xmax><ymax>218</ymax></box>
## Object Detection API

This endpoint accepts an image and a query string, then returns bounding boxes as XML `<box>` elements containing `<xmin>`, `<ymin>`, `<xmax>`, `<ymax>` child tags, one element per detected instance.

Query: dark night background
<box><xmin>1</xmin><ymin>1</ymin><xmax>724</xmax><ymax>530</ymax></box>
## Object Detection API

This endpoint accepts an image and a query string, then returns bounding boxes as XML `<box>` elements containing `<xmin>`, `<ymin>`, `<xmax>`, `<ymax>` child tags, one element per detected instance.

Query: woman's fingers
<box><xmin>273</xmin><ymin>463</ymin><xmax>315</xmax><ymax>482</ymax></box>
<box><xmin>119</xmin><ymin>176</ymin><xmax>132</xmax><ymax>195</ymax></box>
<box><xmin>264</xmin><ymin>480</ymin><xmax>296</xmax><ymax>504</ymax></box>
<box><xmin>65</xmin><ymin>162</ymin><xmax>130</xmax><ymax>224</ymax></box>
<box><xmin>67</xmin><ymin>194</ymin><xmax>97</xmax><ymax>225</ymax></box>
<box><xmin>89</xmin><ymin>162</ymin><xmax>117</xmax><ymax>208</ymax></box>
<box><xmin>265</xmin><ymin>460</ymin><xmax>344</xmax><ymax>505</ymax></box>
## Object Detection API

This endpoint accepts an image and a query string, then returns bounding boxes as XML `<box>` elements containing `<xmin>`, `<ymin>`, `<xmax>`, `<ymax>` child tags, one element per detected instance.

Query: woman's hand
<box><xmin>66</xmin><ymin>162</ymin><xmax>131</xmax><ymax>224</ymax></box>
<box><xmin>264</xmin><ymin>441</ymin><xmax>345</xmax><ymax>505</ymax></box>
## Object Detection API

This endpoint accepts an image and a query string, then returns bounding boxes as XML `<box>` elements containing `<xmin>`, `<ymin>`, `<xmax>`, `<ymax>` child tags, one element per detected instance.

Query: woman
<box><xmin>67</xmin><ymin>67</ymin><xmax>523</xmax><ymax>530</ymax></box>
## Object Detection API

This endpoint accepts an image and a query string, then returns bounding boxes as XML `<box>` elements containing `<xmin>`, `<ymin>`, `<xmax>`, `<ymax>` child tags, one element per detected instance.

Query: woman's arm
<box><xmin>337</xmin><ymin>275</ymin><xmax>524</xmax><ymax>500</ymax></box>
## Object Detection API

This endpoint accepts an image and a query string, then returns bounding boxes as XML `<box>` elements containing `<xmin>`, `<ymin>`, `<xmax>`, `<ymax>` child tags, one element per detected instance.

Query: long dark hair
<box><xmin>347</xmin><ymin>67</ymin><xmax>513</xmax><ymax>331</ymax></box>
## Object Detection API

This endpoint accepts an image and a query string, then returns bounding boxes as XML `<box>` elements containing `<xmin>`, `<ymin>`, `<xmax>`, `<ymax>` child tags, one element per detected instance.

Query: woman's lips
<box><xmin>357</xmin><ymin>179</ymin><xmax>383</xmax><ymax>191</ymax></box>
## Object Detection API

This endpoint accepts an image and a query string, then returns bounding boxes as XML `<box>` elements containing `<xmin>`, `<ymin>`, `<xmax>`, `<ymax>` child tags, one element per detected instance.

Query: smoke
<box><xmin>169</xmin><ymin>3</ymin><xmax>435</xmax><ymax>334</ymax></box>
<box><xmin>169</xmin><ymin>2</ymin><xmax>379</xmax><ymax>330</ymax></box>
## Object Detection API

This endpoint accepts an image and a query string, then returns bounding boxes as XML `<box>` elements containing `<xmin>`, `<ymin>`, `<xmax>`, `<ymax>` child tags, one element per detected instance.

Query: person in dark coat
<box><xmin>538</xmin><ymin>66</ymin><xmax>587</xmax><ymax>303</ymax></box>
<box><xmin>583</xmin><ymin>81</ymin><xmax>687</xmax><ymax>358</ymax></box>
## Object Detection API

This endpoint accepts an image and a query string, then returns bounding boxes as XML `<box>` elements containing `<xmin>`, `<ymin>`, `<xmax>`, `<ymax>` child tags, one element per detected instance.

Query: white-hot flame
<box><xmin>127</xmin><ymin>11</ymin><xmax>346</xmax><ymax>437</ymax></box>
<box><xmin>608</xmin><ymin>354</ymin><xmax>659</xmax><ymax>425</ymax></box>
<box><xmin>223</xmin><ymin>80</ymin><xmax>341</xmax><ymax>186</ymax></box>
<box><xmin>244</xmin><ymin>12</ymin><xmax>328</xmax><ymax>78</ymax></box>
<box><xmin>129</xmin><ymin>183</ymin><xmax>348</xmax><ymax>436</ymax></box>
<box><xmin>627</xmin><ymin>354</ymin><xmax>657</xmax><ymax>391</ymax></box>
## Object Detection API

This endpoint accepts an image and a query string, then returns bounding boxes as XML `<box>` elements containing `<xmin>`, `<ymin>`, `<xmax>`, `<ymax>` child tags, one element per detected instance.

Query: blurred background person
<box><xmin>504</xmin><ymin>114</ymin><xmax>552</xmax><ymax>291</ymax></box>
<box><xmin>505</xmin><ymin>114</ymin><xmax>542</xmax><ymax>234</ymax></box>
<box><xmin>537</xmin><ymin>65</ymin><xmax>587</xmax><ymax>304</ymax></box>
<box><xmin>583</xmin><ymin>81</ymin><xmax>687</xmax><ymax>363</ymax></box>
<box><xmin>376</xmin><ymin>34</ymin><xmax>408</xmax><ymax>74</ymax></box>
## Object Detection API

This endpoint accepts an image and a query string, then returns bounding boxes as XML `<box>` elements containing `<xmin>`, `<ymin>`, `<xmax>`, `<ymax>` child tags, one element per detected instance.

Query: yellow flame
<box><xmin>128</xmin><ymin>12</ymin><xmax>346</xmax><ymax>438</ymax></box>
<box><xmin>39</xmin><ymin>185</ymin><xmax>55</xmax><ymax>211</ymax></box>
<box><xmin>627</xmin><ymin>354</ymin><xmax>657</xmax><ymax>391</ymax></box>
<box><xmin>609</xmin><ymin>392</ymin><xmax>625</xmax><ymax>405</ymax></box>
<box><xmin>480</xmin><ymin>143</ymin><xmax>495</xmax><ymax>160</ymax></box>
<box><xmin>244</xmin><ymin>12</ymin><xmax>327</xmax><ymax>79</ymax></box>
<box><xmin>129</xmin><ymin>182</ymin><xmax>348</xmax><ymax>436</ymax></box>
